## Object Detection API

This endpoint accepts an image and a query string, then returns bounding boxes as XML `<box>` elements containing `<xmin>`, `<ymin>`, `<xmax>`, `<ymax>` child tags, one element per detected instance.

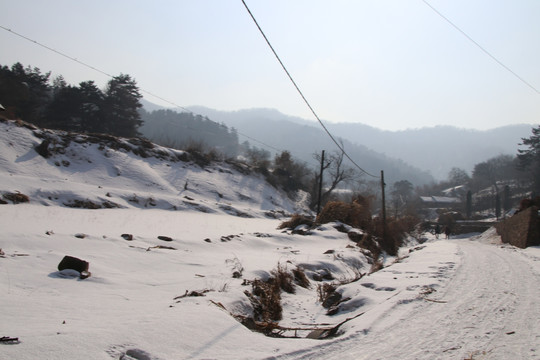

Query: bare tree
<box><xmin>448</xmin><ymin>167</ymin><xmax>470</xmax><ymax>187</ymax></box>
<box><xmin>312</xmin><ymin>148</ymin><xmax>357</xmax><ymax>207</ymax></box>
<box><xmin>391</xmin><ymin>180</ymin><xmax>414</xmax><ymax>217</ymax></box>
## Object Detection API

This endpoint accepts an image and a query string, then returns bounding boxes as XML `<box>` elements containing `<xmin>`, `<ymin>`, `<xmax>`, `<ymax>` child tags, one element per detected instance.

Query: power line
<box><xmin>240</xmin><ymin>0</ymin><xmax>379</xmax><ymax>179</ymax></box>
<box><xmin>0</xmin><ymin>25</ymin><xmax>199</xmax><ymax>112</ymax></box>
<box><xmin>422</xmin><ymin>0</ymin><xmax>540</xmax><ymax>95</ymax></box>
<box><xmin>0</xmin><ymin>23</ymin><xmax>302</xmax><ymax>163</ymax></box>
<box><xmin>0</xmin><ymin>25</ymin><xmax>114</xmax><ymax>79</ymax></box>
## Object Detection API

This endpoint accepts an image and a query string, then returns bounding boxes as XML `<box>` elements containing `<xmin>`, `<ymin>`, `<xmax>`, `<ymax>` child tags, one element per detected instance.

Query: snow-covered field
<box><xmin>1</xmin><ymin>119</ymin><xmax>540</xmax><ymax>359</ymax></box>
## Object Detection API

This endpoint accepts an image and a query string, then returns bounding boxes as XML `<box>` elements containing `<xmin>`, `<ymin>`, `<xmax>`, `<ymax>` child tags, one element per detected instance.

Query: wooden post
<box><xmin>316</xmin><ymin>150</ymin><xmax>325</xmax><ymax>215</ymax></box>
<box><xmin>381</xmin><ymin>170</ymin><xmax>387</xmax><ymax>242</ymax></box>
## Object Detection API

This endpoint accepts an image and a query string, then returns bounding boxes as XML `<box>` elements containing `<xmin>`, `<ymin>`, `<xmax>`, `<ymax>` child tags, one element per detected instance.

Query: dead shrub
<box><xmin>3</xmin><ymin>191</ymin><xmax>30</xmax><ymax>204</ymax></box>
<box><xmin>205</xmin><ymin>148</ymin><xmax>223</xmax><ymax>162</ymax></box>
<box><xmin>438</xmin><ymin>211</ymin><xmax>463</xmax><ymax>226</ymax></box>
<box><xmin>371</xmin><ymin>215</ymin><xmax>419</xmax><ymax>256</ymax></box>
<box><xmin>177</xmin><ymin>152</ymin><xmax>190</xmax><ymax>162</ymax></box>
<box><xmin>174</xmin><ymin>289</ymin><xmax>211</xmax><ymax>301</ymax></box>
<box><xmin>316</xmin><ymin>200</ymin><xmax>371</xmax><ymax>230</ymax></box>
<box><xmin>312</xmin><ymin>268</ymin><xmax>334</xmax><ymax>282</ymax></box>
<box><xmin>226</xmin><ymin>256</ymin><xmax>244</xmax><ymax>279</ymax></box>
<box><xmin>317</xmin><ymin>283</ymin><xmax>337</xmax><ymax>305</ymax></box>
<box><xmin>349</xmin><ymin>232</ymin><xmax>381</xmax><ymax>260</ymax></box>
<box><xmin>185</xmin><ymin>142</ymin><xmax>222</xmax><ymax>167</ymax></box>
<box><xmin>101</xmin><ymin>200</ymin><xmax>120</xmax><ymax>209</ymax></box>
<box><xmin>371</xmin><ymin>217</ymin><xmax>397</xmax><ymax>256</ymax></box>
<box><xmin>398</xmin><ymin>215</ymin><xmax>420</xmax><ymax>233</ymax></box>
<box><xmin>227</xmin><ymin>159</ymin><xmax>252</xmax><ymax>175</ymax></box>
<box><xmin>15</xmin><ymin>119</ymin><xmax>37</xmax><ymax>130</ymax></box>
<box><xmin>271</xmin><ymin>263</ymin><xmax>295</xmax><ymax>294</ymax></box>
<box><xmin>292</xmin><ymin>266</ymin><xmax>311</xmax><ymax>289</ymax></box>
<box><xmin>278</xmin><ymin>214</ymin><xmax>314</xmax><ymax>230</ymax></box>
<box><xmin>246</xmin><ymin>278</ymin><xmax>283</xmax><ymax>322</ymax></box>
<box><xmin>369</xmin><ymin>259</ymin><xmax>384</xmax><ymax>274</ymax></box>
<box><xmin>333</xmin><ymin>223</ymin><xmax>349</xmax><ymax>233</ymax></box>
<box><xmin>316</xmin><ymin>282</ymin><xmax>350</xmax><ymax>315</ymax></box>
<box><xmin>62</xmin><ymin>199</ymin><xmax>119</xmax><ymax>209</ymax></box>
<box><xmin>519</xmin><ymin>196</ymin><xmax>540</xmax><ymax>211</ymax></box>
<box><xmin>318</xmin><ymin>198</ymin><xmax>417</xmax><ymax>257</ymax></box>
<box><xmin>64</xmin><ymin>199</ymin><xmax>101</xmax><ymax>209</ymax></box>
<box><xmin>128</xmin><ymin>137</ymin><xmax>154</xmax><ymax>150</ymax></box>
<box><xmin>244</xmin><ymin>263</ymin><xmax>299</xmax><ymax>324</ymax></box>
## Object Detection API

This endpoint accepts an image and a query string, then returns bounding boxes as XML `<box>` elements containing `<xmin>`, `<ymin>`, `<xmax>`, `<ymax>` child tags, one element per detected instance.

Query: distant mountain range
<box><xmin>141</xmin><ymin>100</ymin><xmax>534</xmax><ymax>184</ymax></box>
<box><xmin>156</xmin><ymin>105</ymin><xmax>434</xmax><ymax>186</ymax></box>
<box><xmin>325</xmin><ymin>122</ymin><xmax>532</xmax><ymax>181</ymax></box>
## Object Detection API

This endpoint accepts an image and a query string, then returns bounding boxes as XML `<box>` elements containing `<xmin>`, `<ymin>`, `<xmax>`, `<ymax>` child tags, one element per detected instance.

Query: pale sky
<box><xmin>1</xmin><ymin>0</ymin><xmax>539</xmax><ymax>131</ymax></box>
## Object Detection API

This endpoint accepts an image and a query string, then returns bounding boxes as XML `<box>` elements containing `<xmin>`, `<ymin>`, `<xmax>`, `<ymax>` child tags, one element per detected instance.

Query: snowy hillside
<box><xmin>1</xmin><ymin>119</ymin><xmax>540</xmax><ymax>360</ymax></box>
<box><xmin>0</xmin><ymin>119</ymin><xmax>307</xmax><ymax>217</ymax></box>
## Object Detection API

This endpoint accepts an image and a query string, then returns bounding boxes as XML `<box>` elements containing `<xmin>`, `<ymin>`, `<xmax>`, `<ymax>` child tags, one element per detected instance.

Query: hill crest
<box><xmin>0</xmin><ymin>119</ymin><xmax>307</xmax><ymax>217</ymax></box>
<box><xmin>170</xmin><ymin>105</ymin><xmax>530</xmax><ymax>181</ymax></box>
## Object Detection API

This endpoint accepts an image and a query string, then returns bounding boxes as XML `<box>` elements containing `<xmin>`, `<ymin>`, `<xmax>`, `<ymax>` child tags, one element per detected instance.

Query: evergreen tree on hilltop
<box><xmin>45</xmin><ymin>79</ymin><xmax>106</xmax><ymax>133</ymax></box>
<box><xmin>78</xmin><ymin>80</ymin><xmax>105</xmax><ymax>133</ymax></box>
<box><xmin>273</xmin><ymin>151</ymin><xmax>311</xmax><ymax>193</ymax></box>
<box><xmin>103</xmin><ymin>74</ymin><xmax>143</xmax><ymax>137</ymax></box>
<box><xmin>45</xmin><ymin>83</ymin><xmax>83</xmax><ymax>131</ymax></box>
<box><xmin>518</xmin><ymin>125</ymin><xmax>540</xmax><ymax>194</ymax></box>
<box><xmin>0</xmin><ymin>62</ymin><xmax>144</xmax><ymax>138</ymax></box>
<box><xmin>0</xmin><ymin>63</ymin><xmax>51</xmax><ymax>125</ymax></box>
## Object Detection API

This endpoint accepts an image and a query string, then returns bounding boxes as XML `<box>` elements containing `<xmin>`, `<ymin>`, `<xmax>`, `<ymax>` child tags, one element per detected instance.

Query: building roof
<box><xmin>420</xmin><ymin>196</ymin><xmax>461</xmax><ymax>204</ymax></box>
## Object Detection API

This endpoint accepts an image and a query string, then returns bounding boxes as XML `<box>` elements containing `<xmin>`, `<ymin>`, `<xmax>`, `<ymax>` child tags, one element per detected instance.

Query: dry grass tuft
<box><xmin>292</xmin><ymin>266</ymin><xmax>311</xmax><ymax>289</ymax></box>
<box><xmin>2</xmin><ymin>191</ymin><xmax>30</xmax><ymax>204</ymax></box>
<box><xmin>317</xmin><ymin>283</ymin><xmax>337</xmax><ymax>305</ymax></box>
<box><xmin>278</xmin><ymin>214</ymin><xmax>314</xmax><ymax>230</ymax></box>
<box><xmin>271</xmin><ymin>263</ymin><xmax>295</xmax><ymax>294</ymax></box>
<box><xmin>349</xmin><ymin>232</ymin><xmax>381</xmax><ymax>260</ymax></box>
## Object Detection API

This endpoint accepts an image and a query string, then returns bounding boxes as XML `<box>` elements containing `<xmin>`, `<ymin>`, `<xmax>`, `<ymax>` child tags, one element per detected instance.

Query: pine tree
<box><xmin>45</xmin><ymin>85</ymin><xmax>83</xmax><ymax>131</ymax></box>
<box><xmin>103</xmin><ymin>74</ymin><xmax>143</xmax><ymax>138</ymax></box>
<box><xmin>78</xmin><ymin>81</ymin><xmax>105</xmax><ymax>133</ymax></box>
<box><xmin>0</xmin><ymin>63</ymin><xmax>50</xmax><ymax>125</ymax></box>
<box><xmin>517</xmin><ymin>126</ymin><xmax>540</xmax><ymax>194</ymax></box>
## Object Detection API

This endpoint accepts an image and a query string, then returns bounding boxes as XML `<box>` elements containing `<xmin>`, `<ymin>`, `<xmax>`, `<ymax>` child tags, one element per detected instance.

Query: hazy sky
<box><xmin>1</xmin><ymin>0</ymin><xmax>539</xmax><ymax>131</ymax></box>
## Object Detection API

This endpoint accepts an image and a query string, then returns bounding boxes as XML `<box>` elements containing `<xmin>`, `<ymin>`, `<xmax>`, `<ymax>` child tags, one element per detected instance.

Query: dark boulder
<box><xmin>35</xmin><ymin>140</ymin><xmax>51</xmax><ymax>158</ymax></box>
<box><xmin>58</xmin><ymin>255</ymin><xmax>90</xmax><ymax>279</ymax></box>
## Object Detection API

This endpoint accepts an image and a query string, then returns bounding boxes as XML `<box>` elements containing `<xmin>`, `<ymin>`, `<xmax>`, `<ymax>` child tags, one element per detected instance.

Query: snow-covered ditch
<box><xmin>1</xmin><ymin>119</ymin><xmax>540</xmax><ymax>359</ymax></box>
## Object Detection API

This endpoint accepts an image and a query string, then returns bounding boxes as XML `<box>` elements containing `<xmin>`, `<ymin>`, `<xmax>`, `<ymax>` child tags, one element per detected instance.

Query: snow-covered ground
<box><xmin>1</xmin><ymin>119</ymin><xmax>539</xmax><ymax>359</ymax></box>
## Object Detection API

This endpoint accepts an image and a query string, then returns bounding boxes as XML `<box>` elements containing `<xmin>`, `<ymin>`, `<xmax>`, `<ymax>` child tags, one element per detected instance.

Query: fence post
<box><xmin>316</xmin><ymin>150</ymin><xmax>325</xmax><ymax>215</ymax></box>
<box><xmin>381</xmin><ymin>170</ymin><xmax>387</xmax><ymax>242</ymax></box>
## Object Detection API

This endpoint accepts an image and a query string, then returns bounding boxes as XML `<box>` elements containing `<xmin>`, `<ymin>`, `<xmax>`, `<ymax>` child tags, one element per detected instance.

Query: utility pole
<box><xmin>381</xmin><ymin>170</ymin><xmax>387</xmax><ymax>242</ymax></box>
<box><xmin>316</xmin><ymin>150</ymin><xmax>325</xmax><ymax>216</ymax></box>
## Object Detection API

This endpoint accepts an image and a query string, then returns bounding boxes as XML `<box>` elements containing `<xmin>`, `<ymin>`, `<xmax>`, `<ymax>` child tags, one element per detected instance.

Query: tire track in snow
<box><xmin>272</xmin><ymin>239</ymin><xmax>540</xmax><ymax>360</ymax></box>
<box><xmin>414</xmin><ymin>240</ymin><xmax>540</xmax><ymax>360</ymax></box>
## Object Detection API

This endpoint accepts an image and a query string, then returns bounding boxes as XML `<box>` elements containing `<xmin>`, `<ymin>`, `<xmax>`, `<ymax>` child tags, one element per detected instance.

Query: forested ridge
<box><xmin>0</xmin><ymin>62</ymin><xmax>143</xmax><ymax>137</ymax></box>
<box><xmin>2</xmin><ymin>61</ymin><xmax>539</xmax><ymax>216</ymax></box>
<box><xmin>0</xmin><ymin>62</ymin><xmax>250</xmax><ymax>160</ymax></box>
